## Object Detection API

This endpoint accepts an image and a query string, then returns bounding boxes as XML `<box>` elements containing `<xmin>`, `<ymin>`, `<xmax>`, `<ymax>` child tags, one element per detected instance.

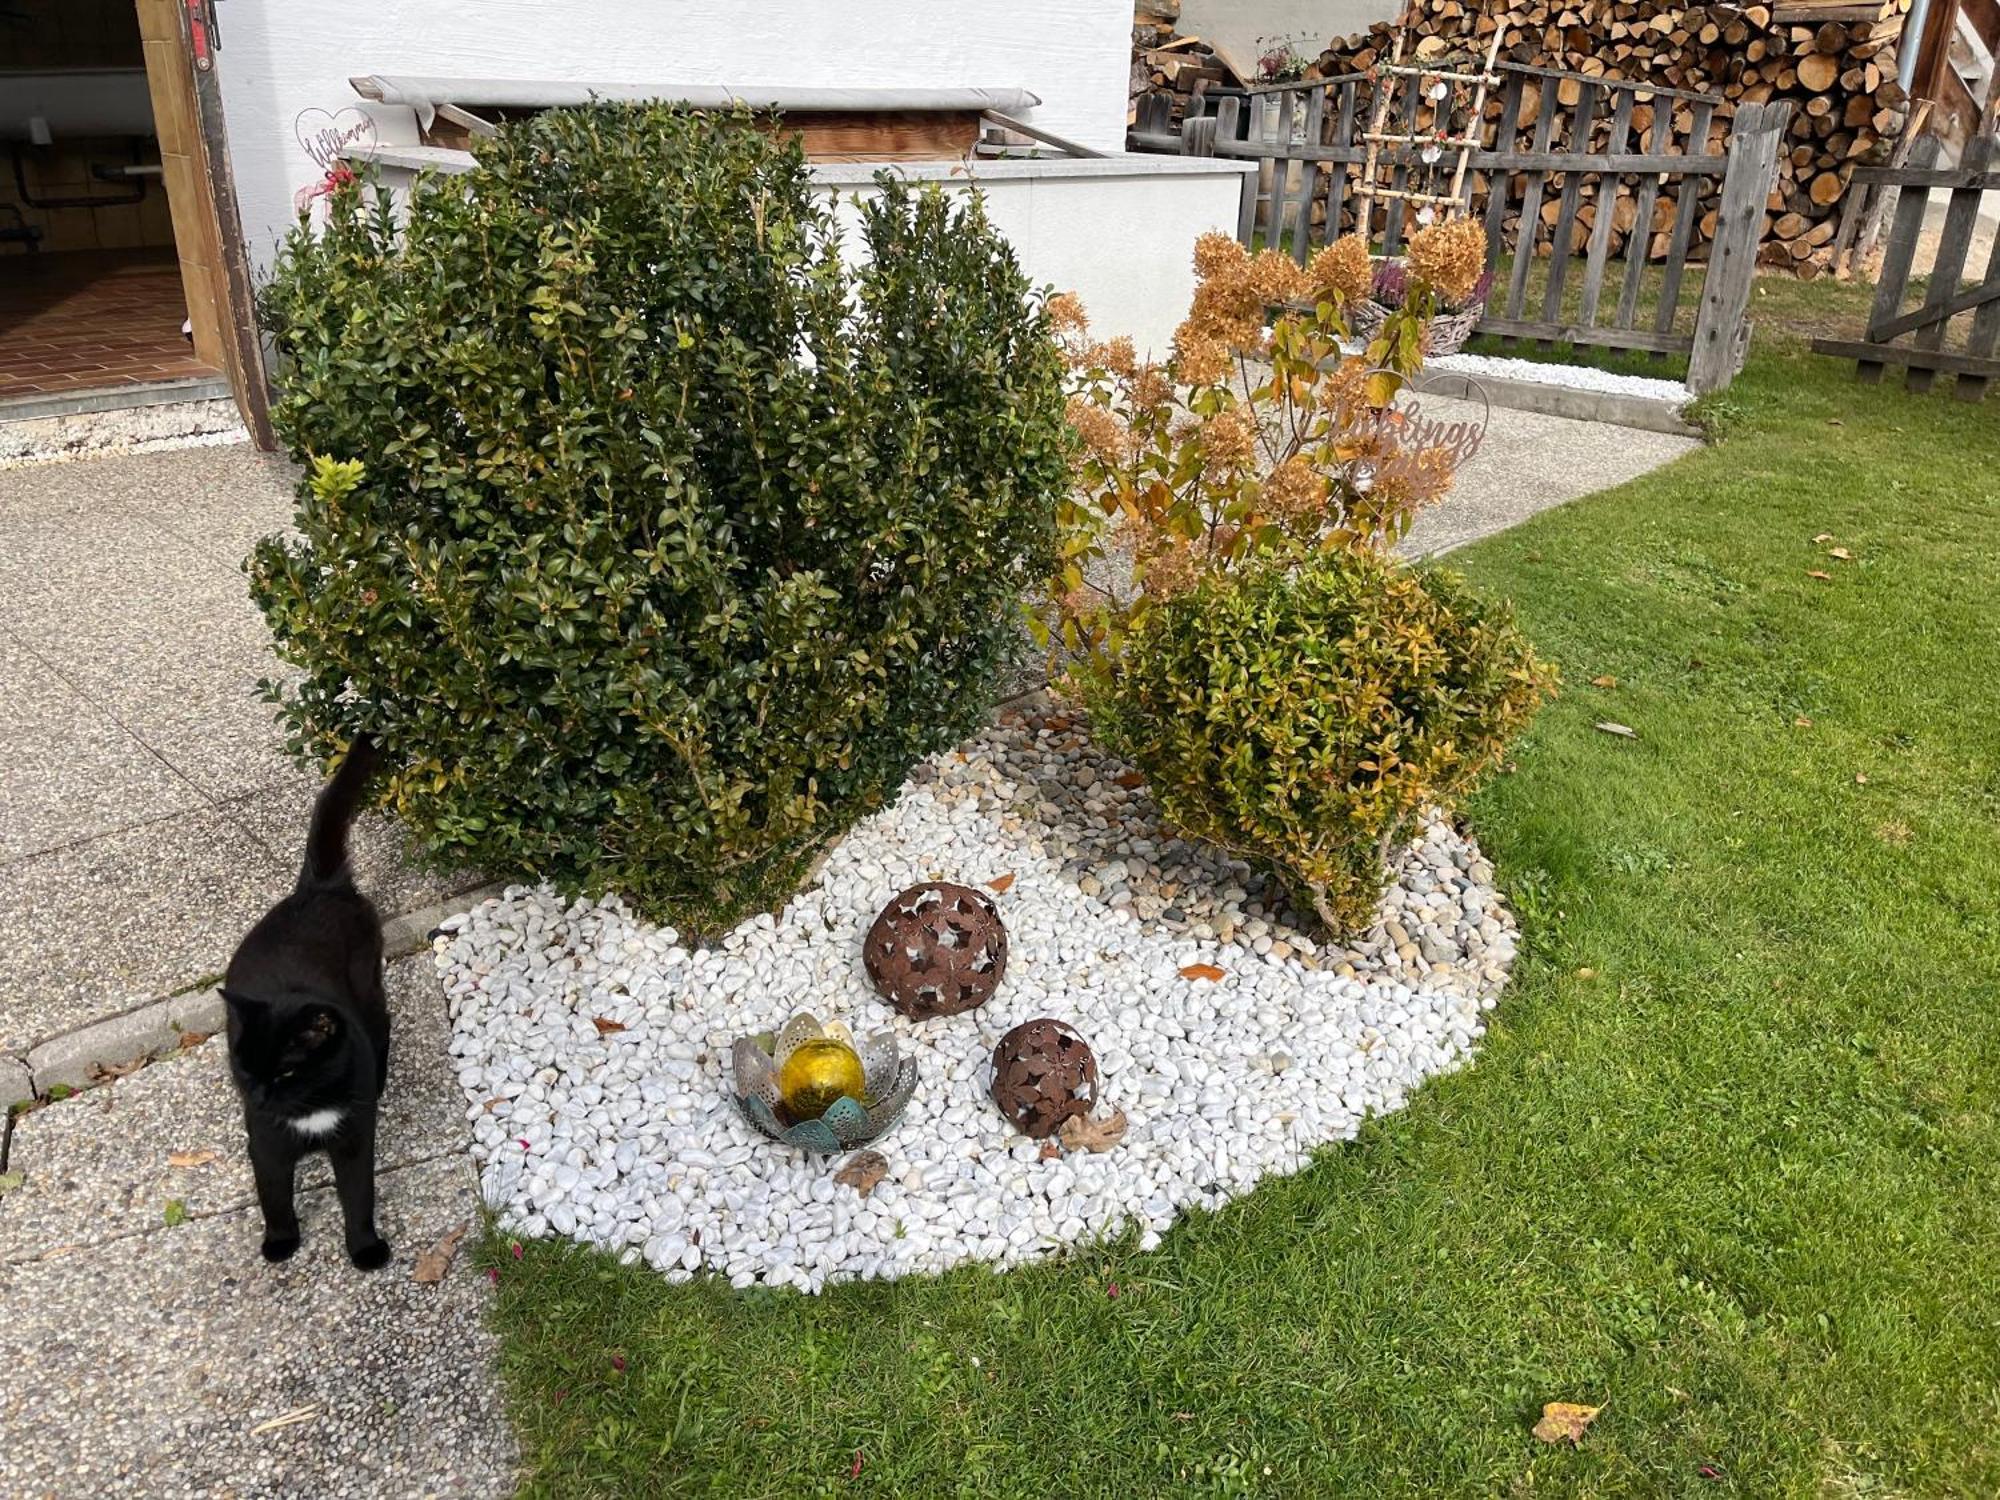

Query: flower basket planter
<box><xmin>1348</xmin><ymin>297</ymin><xmax>1486</xmax><ymax>359</ymax></box>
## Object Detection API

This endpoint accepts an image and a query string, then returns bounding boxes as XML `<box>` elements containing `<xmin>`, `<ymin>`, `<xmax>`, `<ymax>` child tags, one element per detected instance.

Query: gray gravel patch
<box><xmin>3</xmin><ymin>956</ymin><xmax>469</xmax><ymax>1261</ymax></box>
<box><xmin>0</xmin><ymin>1154</ymin><xmax>516</xmax><ymax>1499</ymax></box>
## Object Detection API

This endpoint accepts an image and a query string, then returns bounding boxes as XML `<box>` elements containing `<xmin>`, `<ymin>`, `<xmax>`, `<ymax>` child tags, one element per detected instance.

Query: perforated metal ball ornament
<box><xmin>989</xmin><ymin>1018</ymin><xmax>1098</xmax><ymax>1138</ymax></box>
<box><xmin>863</xmin><ymin>882</ymin><xmax>1009</xmax><ymax>1020</ymax></box>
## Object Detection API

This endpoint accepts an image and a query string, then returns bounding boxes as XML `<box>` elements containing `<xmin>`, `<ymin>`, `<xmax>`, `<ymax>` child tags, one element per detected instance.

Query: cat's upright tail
<box><xmin>297</xmin><ymin>732</ymin><xmax>378</xmax><ymax>892</ymax></box>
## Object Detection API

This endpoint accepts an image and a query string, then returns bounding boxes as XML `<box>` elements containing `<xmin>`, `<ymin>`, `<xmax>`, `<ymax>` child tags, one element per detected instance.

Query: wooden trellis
<box><xmin>1352</xmin><ymin>25</ymin><xmax>1508</xmax><ymax>239</ymax></box>
<box><xmin>1129</xmin><ymin>65</ymin><xmax>1792</xmax><ymax>395</ymax></box>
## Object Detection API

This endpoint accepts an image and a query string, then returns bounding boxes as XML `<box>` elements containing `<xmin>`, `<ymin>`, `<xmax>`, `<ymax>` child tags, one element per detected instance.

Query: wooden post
<box><xmin>1907</xmin><ymin>134</ymin><xmax>1994</xmax><ymax>392</ymax></box>
<box><xmin>1687</xmin><ymin>102</ymin><xmax>1789</xmax><ymax>395</ymax></box>
<box><xmin>1288</xmin><ymin>86</ymin><xmax>1326</xmax><ymax>261</ymax></box>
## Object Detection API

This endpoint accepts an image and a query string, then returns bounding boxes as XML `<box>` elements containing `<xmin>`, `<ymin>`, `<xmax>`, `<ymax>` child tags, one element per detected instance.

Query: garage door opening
<box><xmin>1</xmin><ymin>0</ymin><xmax>264</xmax><ymax>434</ymax></box>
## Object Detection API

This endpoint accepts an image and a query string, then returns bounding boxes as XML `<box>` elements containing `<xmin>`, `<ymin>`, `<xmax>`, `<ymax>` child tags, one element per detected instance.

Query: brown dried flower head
<box><xmin>1200</xmin><ymin>406</ymin><xmax>1257</xmax><ymax>476</ymax></box>
<box><xmin>1261</xmin><ymin>455</ymin><xmax>1327</xmax><ymax>519</ymax></box>
<box><xmin>1066</xmin><ymin>395</ymin><xmax>1129</xmax><ymax>466</ymax></box>
<box><xmin>1047</xmin><ymin>292</ymin><xmax>1089</xmax><ymax>339</ymax></box>
<box><xmin>1404</xmin><ymin>218</ymin><xmax>1487</xmax><ymax>306</ymax></box>
<box><xmin>1192</xmin><ymin>231</ymin><xmax>1248</xmax><ymax>279</ymax></box>
<box><xmin>1245</xmin><ymin>248</ymin><xmax>1310</xmax><ymax>308</ymax></box>
<box><xmin>1090</xmin><ymin>335</ymin><xmax>1138</xmax><ymax>379</ymax></box>
<box><xmin>1307</xmin><ymin>235</ymin><xmax>1373</xmax><ymax>308</ymax></box>
<box><xmin>1173</xmin><ymin>332</ymin><xmax>1233</xmax><ymax>387</ymax></box>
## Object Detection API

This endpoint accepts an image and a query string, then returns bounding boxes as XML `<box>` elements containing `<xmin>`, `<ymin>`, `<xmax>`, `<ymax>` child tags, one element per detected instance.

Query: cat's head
<box><xmin>221</xmin><ymin>991</ymin><xmax>350</xmax><ymax>1109</ymax></box>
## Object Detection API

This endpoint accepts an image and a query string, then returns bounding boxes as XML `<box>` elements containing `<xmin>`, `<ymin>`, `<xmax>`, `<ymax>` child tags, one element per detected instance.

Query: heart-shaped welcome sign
<box><xmin>294</xmin><ymin>106</ymin><xmax>377</xmax><ymax>174</ymax></box>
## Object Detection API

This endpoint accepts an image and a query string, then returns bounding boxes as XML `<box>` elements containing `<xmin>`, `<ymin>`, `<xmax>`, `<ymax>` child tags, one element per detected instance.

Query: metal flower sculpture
<box><xmin>731</xmin><ymin>1012</ymin><xmax>917</xmax><ymax>1154</ymax></box>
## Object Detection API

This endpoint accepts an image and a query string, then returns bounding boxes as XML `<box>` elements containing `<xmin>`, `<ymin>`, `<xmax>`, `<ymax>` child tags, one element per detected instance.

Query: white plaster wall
<box><xmin>818</xmin><ymin>160</ymin><xmax>1252</xmax><ymax>358</ymax></box>
<box><xmin>213</xmin><ymin>0</ymin><xmax>1134</xmax><ymax>268</ymax></box>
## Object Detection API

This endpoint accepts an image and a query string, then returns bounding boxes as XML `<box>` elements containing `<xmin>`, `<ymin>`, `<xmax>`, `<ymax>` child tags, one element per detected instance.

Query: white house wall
<box><xmin>816</xmin><ymin>160</ymin><xmax>1251</xmax><ymax>360</ymax></box>
<box><xmin>213</xmin><ymin>0</ymin><xmax>1135</xmax><ymax>267</ymax></box>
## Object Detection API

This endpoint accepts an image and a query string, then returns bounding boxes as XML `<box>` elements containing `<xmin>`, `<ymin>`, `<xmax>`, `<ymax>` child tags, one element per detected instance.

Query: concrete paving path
<box><xmin>0</xmin><ymin>404</ymin><xmax>1694</xmax><ymax>1496</ymax></box>
<box><xmin>0</xmin><ymin>442</ymin><xmax>516</xmax><ymax>1497</ymax></box>
<box><xmin>1402</xmin><ymin>391</ymin><xmax>1699</xmax><ymax>558</ymax></box>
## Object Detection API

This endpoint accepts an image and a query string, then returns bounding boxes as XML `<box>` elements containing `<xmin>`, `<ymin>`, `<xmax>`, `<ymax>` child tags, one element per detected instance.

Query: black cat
<box><xmin>222</xmin><ymin>733</ymin><xmax>392</xmax><ymax>1269</ymax></box>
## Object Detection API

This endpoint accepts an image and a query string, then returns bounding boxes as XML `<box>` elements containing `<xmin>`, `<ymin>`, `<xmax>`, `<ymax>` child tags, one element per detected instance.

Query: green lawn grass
<box><xmin>480</xmin><ymin>318</ymin><xmax>2000</xmax><ymax>1498</ymax></box>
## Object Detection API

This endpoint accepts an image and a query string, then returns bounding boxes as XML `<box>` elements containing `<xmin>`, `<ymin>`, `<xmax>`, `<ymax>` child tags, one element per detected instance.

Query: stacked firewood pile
<box><xmin>1318</xmin><ymin>1</ymin><xmax>1916</xmax><ymax>276</ymax></box>
<box><xmin>1130</xmin><ymin>0</ymin><xmax>1241</xmax><ymax>128</ymax></box>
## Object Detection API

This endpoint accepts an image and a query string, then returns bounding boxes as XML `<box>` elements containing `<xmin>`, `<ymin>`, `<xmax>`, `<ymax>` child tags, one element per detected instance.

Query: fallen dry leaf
<box><xmin>591</xmin><ymin>1016</ymin><xmax>627</xmax><ymax>1036</ymax></box>
<box><xmin>1794</xmin><ymin>715</ymin><xmax>1813</xmax><ymax>728</ymax></box>
<box><xmin>412</xmin><ymin>1223</ymin><xmax>467</xmax><ymax>1284</ymax></box>
<box><xmin>1574</xmin><ymin>967</ymin><xmax>1599</xmax><ymax>980</ymax></box>
<box><xmin>1059</xmin><ymin>1107</ymin><xmax>1129</xmax><ymax>1154</ymax></box>
<box><xmin>834</xmin><ymin>1150</ymin><xmax>889</xmax><ymax>1198</ymax></box>
<box><xmin>1179</xmin><ymin>963</ymin><xmax>1226</xmax><ymax>982</ymax></box>
<box><xmin>249</xmin><ymin>1405</ymin><xmax>321</xmax><ymax>1437</ymax></box>
<box><xmin>1532</xmin><ymin>1401</ymin><xmax>1604</xmax><ymax>1446</ymax></box>
<box><xmin>483</xmin><ymin>1096</ymin><xmax>509</xmax><ymax>1113</ymax></box>
<box><xmin>1590</xmin><ymin>674</ymin><xmax>1618</xmax><ymax>689</ymax></box>
<box><xmin>167</xmin><ymin>1149</ymin><xmax>219</xmax><ymax>1170</ymax></box>
<box><xmin>177</xmin><ymin>1031</ymin><xmax>213</xmax><ymax>1049</ymax></box>
<box><xmin>1594</xmin><ymin>721</ymin><xmax>1638</xmax><ymax>739</ymax></box>
<box><xmin>986</xmin><ymin>872</ymin><xmax>1017</xmax><ymax>894</ymax></box>
<box><xmin>1827</xmin><ymin>546</ymin><xmax>1853</xmax><ymax>561</ymax></box>
<box><xmin>1114</xmin><ymin>770</ymin><xmax>1146</xmax><ymax>790</ymax></box>
<box><xmin>1039</xmin><ymin>1139</ymin><xmax>1062</xmax><ymax>1160</ymax></box>
<box><xmin>1813</xmin><ymin>532</ymin><xmax>1835</xmax><ymax>543</ymax></box>
<box><xmin>1807</xmin><ymin>570</ymin><xmax>1833</xmax><ymax>581</ymax></box>
<box><xmin>1854</xmin><ymin>771</ymin><xmax>1870</xmax><ymax>785</ymax></box>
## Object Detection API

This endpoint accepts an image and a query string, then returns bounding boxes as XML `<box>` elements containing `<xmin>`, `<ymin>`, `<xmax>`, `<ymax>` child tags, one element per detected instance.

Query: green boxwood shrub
<box><xmin>250</xmin><ymin>105</ymin><xmax>1074</xmax><ymax>930</ymax></box>
<box><xmin>1088</xmin><ymin>551</ymin><xmax>1555</xmax><ymax>935</ymax></box>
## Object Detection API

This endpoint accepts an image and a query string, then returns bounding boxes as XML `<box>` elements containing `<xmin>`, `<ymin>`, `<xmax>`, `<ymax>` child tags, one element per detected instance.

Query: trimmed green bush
<box><xmin>251</xmin><ymin>105</ymin><xmax>1074</xmax><ymax>930</ymax></box>
<box><xmin>1089</xmin><ymin>551</ymin><xmax>1555</xmax><ymax>935</ymax></box>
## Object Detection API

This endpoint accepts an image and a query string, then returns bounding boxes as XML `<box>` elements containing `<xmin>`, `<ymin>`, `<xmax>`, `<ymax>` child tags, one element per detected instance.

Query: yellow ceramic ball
<box><xmin>777</xmin><ymin>1038</ymin><xmax>866</xmax><ymax>1121</ymax></box>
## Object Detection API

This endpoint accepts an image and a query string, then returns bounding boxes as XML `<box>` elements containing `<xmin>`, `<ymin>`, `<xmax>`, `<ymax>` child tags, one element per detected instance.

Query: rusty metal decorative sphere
<box><xmin>989</xmin><ymin>1018</ymin><xmax>1098</xmax><ymax>1138</ymax></box>
<box><xmin>863</xmin><ymin>882</ymin><xmax>1008</xmax><ymax>1020</ymax></box>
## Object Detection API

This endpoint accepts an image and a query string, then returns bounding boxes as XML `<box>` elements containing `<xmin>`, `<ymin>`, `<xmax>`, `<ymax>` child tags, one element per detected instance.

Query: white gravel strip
<box><xmin>1426</xmin><ymin>348</ymin><xmax>1690</xmax><ymax>404</ymax></box>
<box><xmin>437</xmin><ymin>725</ymin><xmax>1514</xmax><ymax>1294</ymax></box>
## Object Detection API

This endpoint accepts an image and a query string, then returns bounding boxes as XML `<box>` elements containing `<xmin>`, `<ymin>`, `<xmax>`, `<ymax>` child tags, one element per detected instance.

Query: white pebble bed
<box><xmin>1426</xmin><ymin>348</ymin><xmax>1691</xmax><ymax>404</ymax></box>
<box><xmin>437</xmin><ymin>756</ymin><xmax>1514</xmax><ymax>1294</ymax></box>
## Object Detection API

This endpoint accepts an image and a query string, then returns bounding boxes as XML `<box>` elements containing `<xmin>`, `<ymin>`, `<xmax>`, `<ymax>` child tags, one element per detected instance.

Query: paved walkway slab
<box><xmin>3</xmin><ymin>957</ymin><xmax>468</xmax><ymax>1258</ymax></box>
<box><xmin>0</xmin><ymin>1155</ymin><xmax>517</xmax><ymax>1499</ymax></box>
<box><xmin>0</xmin><ymin>808</ymin><xmax>286</xmax><ymax>1054</ymax></box>
<box><xmin>1402</xmin><ymin>391</ymin><xmax>1700</xmax><ymax>558</ymax></box>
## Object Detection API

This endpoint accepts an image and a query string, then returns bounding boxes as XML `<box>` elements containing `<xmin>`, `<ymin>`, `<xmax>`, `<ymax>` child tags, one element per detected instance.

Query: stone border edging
<box><xmin>2</xmin><ymin>883</ymin><xmax>508</xmax><ymax>1108</ymax></box>
<box><xmin>1434</xmin><ymin>370</ymin><xmax>1700</xmax><ymax>436</ymax></box>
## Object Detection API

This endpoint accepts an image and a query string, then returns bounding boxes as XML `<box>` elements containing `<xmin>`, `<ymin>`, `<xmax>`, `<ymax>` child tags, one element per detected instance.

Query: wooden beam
<box><xmin>1475</xmin><ymin>314</ymin><xmax>1695</xmax><ymax>353</ymax></box>
<box><xmin>980</xmin><ymin>110</ymin><xmax>1104</xmax><ymax>159</ymax></box>
<box><xmin>1810</xmin><ymin>337</ymin><xmax>2000</xmax><ymax>376</ymax></box>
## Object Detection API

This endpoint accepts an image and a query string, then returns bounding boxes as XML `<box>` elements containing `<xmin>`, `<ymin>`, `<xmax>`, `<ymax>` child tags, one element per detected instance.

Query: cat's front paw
<box><xmin>261</xmin><ymin>1234</ymin><xmax>301</xmax><ymax>1263</ymax></box>
<box><xmin>348</xmin><ymin>1237</ymin><xmax>391</xmax><ymax>1271</ymax></box>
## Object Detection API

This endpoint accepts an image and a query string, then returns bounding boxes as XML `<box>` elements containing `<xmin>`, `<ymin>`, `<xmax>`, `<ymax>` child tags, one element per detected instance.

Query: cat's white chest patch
<box><xmin>287</xmin><ymin>1107</ymin><xmax>345</xmax><ymax>1138</ymax></box>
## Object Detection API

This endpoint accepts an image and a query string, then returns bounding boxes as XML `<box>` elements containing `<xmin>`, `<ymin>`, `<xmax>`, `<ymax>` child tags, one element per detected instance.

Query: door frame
<box><xmin>143</xmin><ymin>0</ymin><xmax>273</xmax><ymax>446</ymax></box>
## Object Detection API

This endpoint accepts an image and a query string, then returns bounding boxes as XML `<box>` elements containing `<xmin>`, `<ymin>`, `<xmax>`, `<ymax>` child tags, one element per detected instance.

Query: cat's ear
<box><xmin>219</xmin><ymin>988</ymin><xmax>267</xmax><ymax>1023</ymax></box>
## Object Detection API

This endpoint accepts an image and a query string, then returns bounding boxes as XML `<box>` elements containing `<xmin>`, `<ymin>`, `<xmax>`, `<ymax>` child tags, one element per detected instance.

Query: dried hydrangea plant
<box><xmin>1040</xmin><ymin>232</ymin><xmax>1458</xmax><ymax>689</ymax></box>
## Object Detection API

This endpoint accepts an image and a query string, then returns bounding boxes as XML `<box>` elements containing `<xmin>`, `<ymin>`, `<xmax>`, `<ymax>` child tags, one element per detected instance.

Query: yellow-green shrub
<box><xmin>1089</xmin><ymin>549</ymin><xmax>1555</xmax><ymax>935</ymax></box>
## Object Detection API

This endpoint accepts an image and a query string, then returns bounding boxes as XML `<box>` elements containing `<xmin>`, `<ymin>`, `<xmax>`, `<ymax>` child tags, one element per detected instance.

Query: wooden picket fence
<box><xmin>1812</xmin><ymin>133</ymin><xmax>2000</xmax><ymax>400</ymax></box>
<box><xmin>1131</xmin><ymin>64</ymin><xmax>1791</xmax><ymax>395</ymax></box>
